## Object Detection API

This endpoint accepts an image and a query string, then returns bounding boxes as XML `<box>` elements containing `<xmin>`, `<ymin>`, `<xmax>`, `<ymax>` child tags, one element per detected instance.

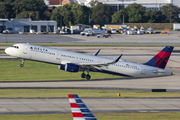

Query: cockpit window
<box><xmin>11</xmin><ymin>46</ymin><xmax>19</xmax><ymax>49</ymax></box>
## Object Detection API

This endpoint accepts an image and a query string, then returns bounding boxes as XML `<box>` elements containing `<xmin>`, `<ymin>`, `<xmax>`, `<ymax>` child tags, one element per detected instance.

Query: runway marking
<box><xmin>169</xmin><ymin>59</ymin><xmax>180</xmax><ymax>64</ymax></box>
<box><xmin>170</xmin><ymin>67</ymin><xmax>180</xmax><ymax>69</ymax></box>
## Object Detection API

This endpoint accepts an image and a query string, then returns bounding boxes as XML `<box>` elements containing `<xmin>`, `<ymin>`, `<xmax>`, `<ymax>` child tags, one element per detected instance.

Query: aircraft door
<box><xmin>56</xmin><ymin>51</ymin><xmax>61</xmax><ymax>60</ymax></box>
<box><xmin>141</xmin><ymin>65</ymin><xmax>145</xmax><ymax>75</ymax></box>
<box><xmin>23</xmin><ymin>47</ymin><xmax>28</xmax><ymax>54</ymax></box>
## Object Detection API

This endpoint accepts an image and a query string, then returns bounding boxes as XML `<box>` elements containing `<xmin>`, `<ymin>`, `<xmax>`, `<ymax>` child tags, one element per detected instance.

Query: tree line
<box><xmin>0</xmin><ymin>0</ymin><xmax>180</xmax><ymax>26</ymax></box>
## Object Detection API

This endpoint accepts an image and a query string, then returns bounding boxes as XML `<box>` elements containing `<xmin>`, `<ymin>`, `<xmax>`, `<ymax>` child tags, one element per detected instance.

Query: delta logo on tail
<box><xmin>68</xmin><ymin>94</ymin><xmax>97</xmax><ymax>120</ymax></box>
<box><xmin>144</xmin><ymin>46</ymin><xmax>174</xmax><ymax>69</ymax></box>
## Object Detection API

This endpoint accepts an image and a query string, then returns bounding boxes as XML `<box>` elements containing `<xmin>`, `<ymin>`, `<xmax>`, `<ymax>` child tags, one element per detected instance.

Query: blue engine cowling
<box><xmin>58</xmin><ymin>63</ymin><xmax>79</xmax><ymax>72</ymax></box>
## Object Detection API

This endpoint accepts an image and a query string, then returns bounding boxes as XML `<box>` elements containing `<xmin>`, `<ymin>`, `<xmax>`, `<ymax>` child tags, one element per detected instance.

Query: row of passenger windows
<box><xmin>11</xmin><ymin>46</ymin><xmax>19</xmax><ymax>49</ymax></box>
<box><xmin>112</xmin><ymin>64</ymin><xmax>139</xmax><ymax>70</ymax></box>
<box><xmin>61</xmin><ymin>54</ymin><xmax>94</xmax><ymax>62</ymax></box>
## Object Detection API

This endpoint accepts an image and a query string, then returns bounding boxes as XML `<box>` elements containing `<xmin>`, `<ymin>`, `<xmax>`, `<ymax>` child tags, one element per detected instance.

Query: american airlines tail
<box><xmin>68</xmin><ymin>94</ymin><xmax>97</xmax><ymax>120</ymax></box>
<box><xmin>144</xmin><ymin>46</ymin><xmax>174</xmax><ymax>69</ymax></box>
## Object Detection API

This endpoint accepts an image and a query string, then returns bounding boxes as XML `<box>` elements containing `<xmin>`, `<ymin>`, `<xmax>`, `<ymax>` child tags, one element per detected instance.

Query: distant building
<box><xmin>0</xmin><ymin>18</ymin><xmax>57</xmax><ymax>33</ymax></box>
<box><xmin>44</xmin><ymin>0</ymin><xmax>72</xmax><ymax>12</ymax></box>
<box><xmin>44</xmin><ymin>0</ymin><xmax>72</xmax><ymax>7</ymax></box>
<box><xmin>65</xmin><ymin>0</ymin><xmax>180</xmax><ymax>12</ymax></box>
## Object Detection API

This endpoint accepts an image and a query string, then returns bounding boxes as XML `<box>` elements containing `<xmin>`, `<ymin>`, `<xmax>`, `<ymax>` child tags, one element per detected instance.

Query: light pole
<box><xmin>28</xmin><ymin>13</ymin><xmax>31</xmax><ymax>20</ymax></box>
<box><xmin>107</xmin><ymin>0</ymin><xmax>109</xmax><ymax>23</ymax></box>
<box><xmin>169</xmin><ymin>7</ymin><xmax>172</xmax><ymax>31</ymax></box>
<box><xmin>60</xmin><ymin>0</ymin><xmax>62</xmax><ymax>30</ymax></box>
<box><xmin>16</xmin><ymin>10</ymin><xmax>17</xmax><ymax>18</ymax></box>
<box><xmin>122</xmin><ymin>13</ymin><xmax>124</xmax><ymax>25</ymax></box>
<box><xmin>89</xmin><ymin>11</ymin><xmax>90</xmax><ymax>23</ymax></box>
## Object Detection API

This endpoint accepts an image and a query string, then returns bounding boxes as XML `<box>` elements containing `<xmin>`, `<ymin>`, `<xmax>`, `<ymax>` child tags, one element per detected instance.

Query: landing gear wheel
<box><xmin>20</xmin><ymin>64</ymin><xmax>24</xmax><ymax>67</ymax></box>
<box><xmin>20</xmin><ymin>59</ymin><xmax>25</xmax><ymax>67</ymax></box>
<box><xmin>81</xmin><ymin>73</ymin><xmax>86</xmax><ymax>78</ymax></box>
<box><xmin>86</xmin><ymin>74</ymin><xmax>91</xmax><ymax>80</ymax></box>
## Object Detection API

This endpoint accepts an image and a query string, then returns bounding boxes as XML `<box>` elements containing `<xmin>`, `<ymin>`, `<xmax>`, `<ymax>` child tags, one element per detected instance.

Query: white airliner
<box><xmin>5</xmin><ymin>43</ymin><xmax>174</xmax><ymax>80</ymax></box>
<box><xmin>68</xmin><ymin>94</ymin><xmax>97</xmax><ymax>120</ymax></box>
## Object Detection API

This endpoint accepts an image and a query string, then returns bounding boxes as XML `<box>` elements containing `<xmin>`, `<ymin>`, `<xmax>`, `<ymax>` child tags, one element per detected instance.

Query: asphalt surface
<box><xmin>0</xmin><ymin>32</ymin><xmax>180</xmax><ymax>44</ymax></box>
<box><xmin>0</xmin><ymin>98</ymin><xmax>180</xmax><ymax>115</ymax></box>
<box><xmin>1</xmin><ymin>33</ymin><xmax>180</xmax><ymax>115</ymax></box>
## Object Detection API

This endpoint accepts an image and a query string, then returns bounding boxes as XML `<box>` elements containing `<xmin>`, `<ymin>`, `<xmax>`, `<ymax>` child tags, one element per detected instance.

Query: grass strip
<box><xmin>0</xmin><ymin>59</ymin><xmax>121</xmax><ymax>81</ymax></box>
<box><xmin>0</xmin><ymin>50</ymin><xmax>5</xmax><ymax>54</ymax></box>
<box><xmin>0</xmin><ymin>89</ymin><xmax>180</xmax><ymax>98</ymax></box>
<box><xmin>1</xmin><ymin>113</ymin><xmax>180</xmax><ymax>120</ymax></box>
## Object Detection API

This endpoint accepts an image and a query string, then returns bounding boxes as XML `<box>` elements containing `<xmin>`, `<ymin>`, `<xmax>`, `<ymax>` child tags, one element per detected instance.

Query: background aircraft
<box><xmin>68</xmin><ymin>94</ymin><xmax>97</xmax><ymax>120</ymax></box>
<box><xmin>5</xmin><ymin>44</ymin><xmax>174</xmax><ymax>80</ymax></box>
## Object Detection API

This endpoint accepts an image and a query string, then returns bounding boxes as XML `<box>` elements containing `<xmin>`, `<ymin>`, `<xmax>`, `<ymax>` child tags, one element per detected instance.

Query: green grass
<box><xmin>0</xmin><ymin>50</ymin><xmax>5</xmax><ymax>54</ymax></box>
<box><xmin>1</xmin><ymin>113</ymin><xmax>180</xmax><ymax>120</ymax></box>
<box><xmin>1</xmin><ymin>89</ymin><xmax>180</xmax><ymax>98</ymax></box>
<box><xmin>0</xmin><ymin>59</ymin><xmax>121</xmax><ymax>81</ymax></box>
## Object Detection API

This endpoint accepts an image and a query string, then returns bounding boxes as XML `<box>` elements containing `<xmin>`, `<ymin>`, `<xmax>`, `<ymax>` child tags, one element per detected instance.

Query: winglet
<box><xmin>114</xmin><ymin>54</ymin><xmax>123</xmax><ymax>63</ymax></box>
<box><xmin>93</xmin><ymin>49</ymin><xmax>101</xmax><ymax>56</ymax></box>
<box><xmin>68</xmin><ymin>94</ymin><xmax>97</xmax><ymax>120</ymax></box>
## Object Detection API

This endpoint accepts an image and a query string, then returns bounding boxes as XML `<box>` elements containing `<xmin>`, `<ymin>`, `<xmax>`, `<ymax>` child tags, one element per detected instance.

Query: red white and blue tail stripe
<box><xmin>144</xmin><ymin>46</ymin><xmax>174</xmax><ymax>69</ymax></box>
<box><xmin>68</xmin><ymin>94</ymin><xmax>97</xmax><ymax>120</ymax></box>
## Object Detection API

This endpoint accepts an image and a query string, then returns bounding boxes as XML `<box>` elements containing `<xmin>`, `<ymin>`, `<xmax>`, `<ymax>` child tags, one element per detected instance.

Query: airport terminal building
<box><xmin>79</xmin><ymin>0</ymin><xmax>180</xmax><ymax>11</ymax></box>
<box><xmin>45</xmin><ymin>0</ymin><xmax>180</xmax><ymax>12</ymax></box>
<box><xmin>43</xmin><ymin>0</ymin><xmax>180</xmax><ymax>12</ymax></box>
<box><xmin>0</xmin><ymin>18</ymin><xmax>57</xmax><ymax>33</ymax></box>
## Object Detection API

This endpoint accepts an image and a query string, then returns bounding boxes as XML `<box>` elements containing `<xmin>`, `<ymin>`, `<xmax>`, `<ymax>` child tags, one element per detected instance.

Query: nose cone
<box><xmin>5</xmin><ymin>48</ymin><xmax>10</xmax><ymax>55</ymax></box>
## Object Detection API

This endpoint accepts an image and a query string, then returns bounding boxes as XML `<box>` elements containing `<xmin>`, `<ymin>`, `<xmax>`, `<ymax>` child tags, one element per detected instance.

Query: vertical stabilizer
<box><xmin>144</xmin><ymin>46</ymin><xmax>174</xmax><ymax>69</ymax></box>
<box><xmin>68</xmin><ymin>94</ymin><xmax>97</xmax><ymax>120</ymax></box>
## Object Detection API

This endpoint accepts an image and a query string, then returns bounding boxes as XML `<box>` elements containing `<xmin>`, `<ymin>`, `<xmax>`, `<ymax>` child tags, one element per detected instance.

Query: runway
<box><xmin>0</xmin><ymin>47</ymin><xmax>180</xmax><ymax>92</ymax></box>
<box><xmin>0</xmin><ymin>98</ymin><xmax>180</xmax><ymax>115</ymax></box>
<box><xmin>1</xmin><ymin>32</ymin><xmax>180</xmax><ymax>45</ymax></box>
<box><xmin>1</xmin><ymin>37</ymin><xmax>180</xmax><ymax>115</ymax></box>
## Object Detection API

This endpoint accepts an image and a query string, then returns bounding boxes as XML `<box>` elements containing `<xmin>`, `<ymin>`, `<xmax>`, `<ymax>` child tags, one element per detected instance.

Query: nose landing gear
<box><xmin>20</xmin><ymin>59</ymin><xmax>25</xmax><ymax>67</ymax></box>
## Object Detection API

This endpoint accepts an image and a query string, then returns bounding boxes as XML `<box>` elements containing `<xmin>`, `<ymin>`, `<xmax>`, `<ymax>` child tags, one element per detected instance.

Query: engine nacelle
<box><xmin>58</xmin><ymin>63</ymin><xmax>79</xmax><ymax>72</ymax></box>
<box><xmin>58</xmin><ymin>64</ymin><xmax>65</xmax><ymax>70</ymax></box>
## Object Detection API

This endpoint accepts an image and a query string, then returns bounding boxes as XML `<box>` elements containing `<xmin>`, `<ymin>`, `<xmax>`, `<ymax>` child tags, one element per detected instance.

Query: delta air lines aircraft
<box><xmin>5</xmin><ymin>43</ymin><xmax>174</xmax><ymax>80</ymax></box>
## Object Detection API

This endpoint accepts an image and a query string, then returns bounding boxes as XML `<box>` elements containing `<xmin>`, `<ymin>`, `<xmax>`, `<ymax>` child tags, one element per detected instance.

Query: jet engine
<box><xmin>58</xmin><ymin>63</ymin><xmax>79</xmax><ymax>72</ymax></box>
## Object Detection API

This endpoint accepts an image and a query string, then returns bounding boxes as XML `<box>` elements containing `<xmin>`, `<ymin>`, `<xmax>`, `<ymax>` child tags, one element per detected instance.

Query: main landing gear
<box><xmin>20</xmin><ymin>59</ymin><xmax>25</xmax><ymax>67</ymax></box>
<box><xmin>81</xmin><ymin>71</ymin><xmax>91</xmax><ymax>80</ymax></box>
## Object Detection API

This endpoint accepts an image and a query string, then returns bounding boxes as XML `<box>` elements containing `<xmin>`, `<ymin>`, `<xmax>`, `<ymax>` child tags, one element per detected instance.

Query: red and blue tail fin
<box><xmin>144</xmin><ymin>46</ymin><xmax>174</xmax><ymax>69</ymax></box>
<box><xmin>68</xmin><ymin>94</ymin><xmax>97</xmax><ymax>120</ymax></box>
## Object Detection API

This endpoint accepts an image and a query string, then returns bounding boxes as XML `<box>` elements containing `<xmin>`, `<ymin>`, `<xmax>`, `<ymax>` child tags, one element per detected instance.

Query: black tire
<box><xmin>20</xmin><ymin>64</ymin><xmax>24</xmax><ymax>67</ymax></box>
<box><xmin>81</xmin><ymin>73</ymin><xmax>86</xmax><ymax>78</ymax></box>
<box><xmin>86</xmin><ymin>74</ymin><xmax>91</xmax><ymax>80</ymax></box>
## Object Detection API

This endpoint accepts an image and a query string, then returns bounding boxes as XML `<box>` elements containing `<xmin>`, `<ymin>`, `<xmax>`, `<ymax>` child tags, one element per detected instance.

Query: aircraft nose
<box><xmin>5</xmin><ymin>48</ymin><xmax>10</xmax><ymax>54</ymax></box>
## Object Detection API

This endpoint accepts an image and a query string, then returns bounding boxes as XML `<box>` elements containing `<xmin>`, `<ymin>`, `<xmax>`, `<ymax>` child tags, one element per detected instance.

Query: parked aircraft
<box><xmin>5</xmin><ymin>43</ymin><xmax>174</xmax><ymax>80</ymax></box>
<box><xmin>68</xmin><ymin>94</ymin><xmax>97</xmax><ymax>120</ymax></box>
